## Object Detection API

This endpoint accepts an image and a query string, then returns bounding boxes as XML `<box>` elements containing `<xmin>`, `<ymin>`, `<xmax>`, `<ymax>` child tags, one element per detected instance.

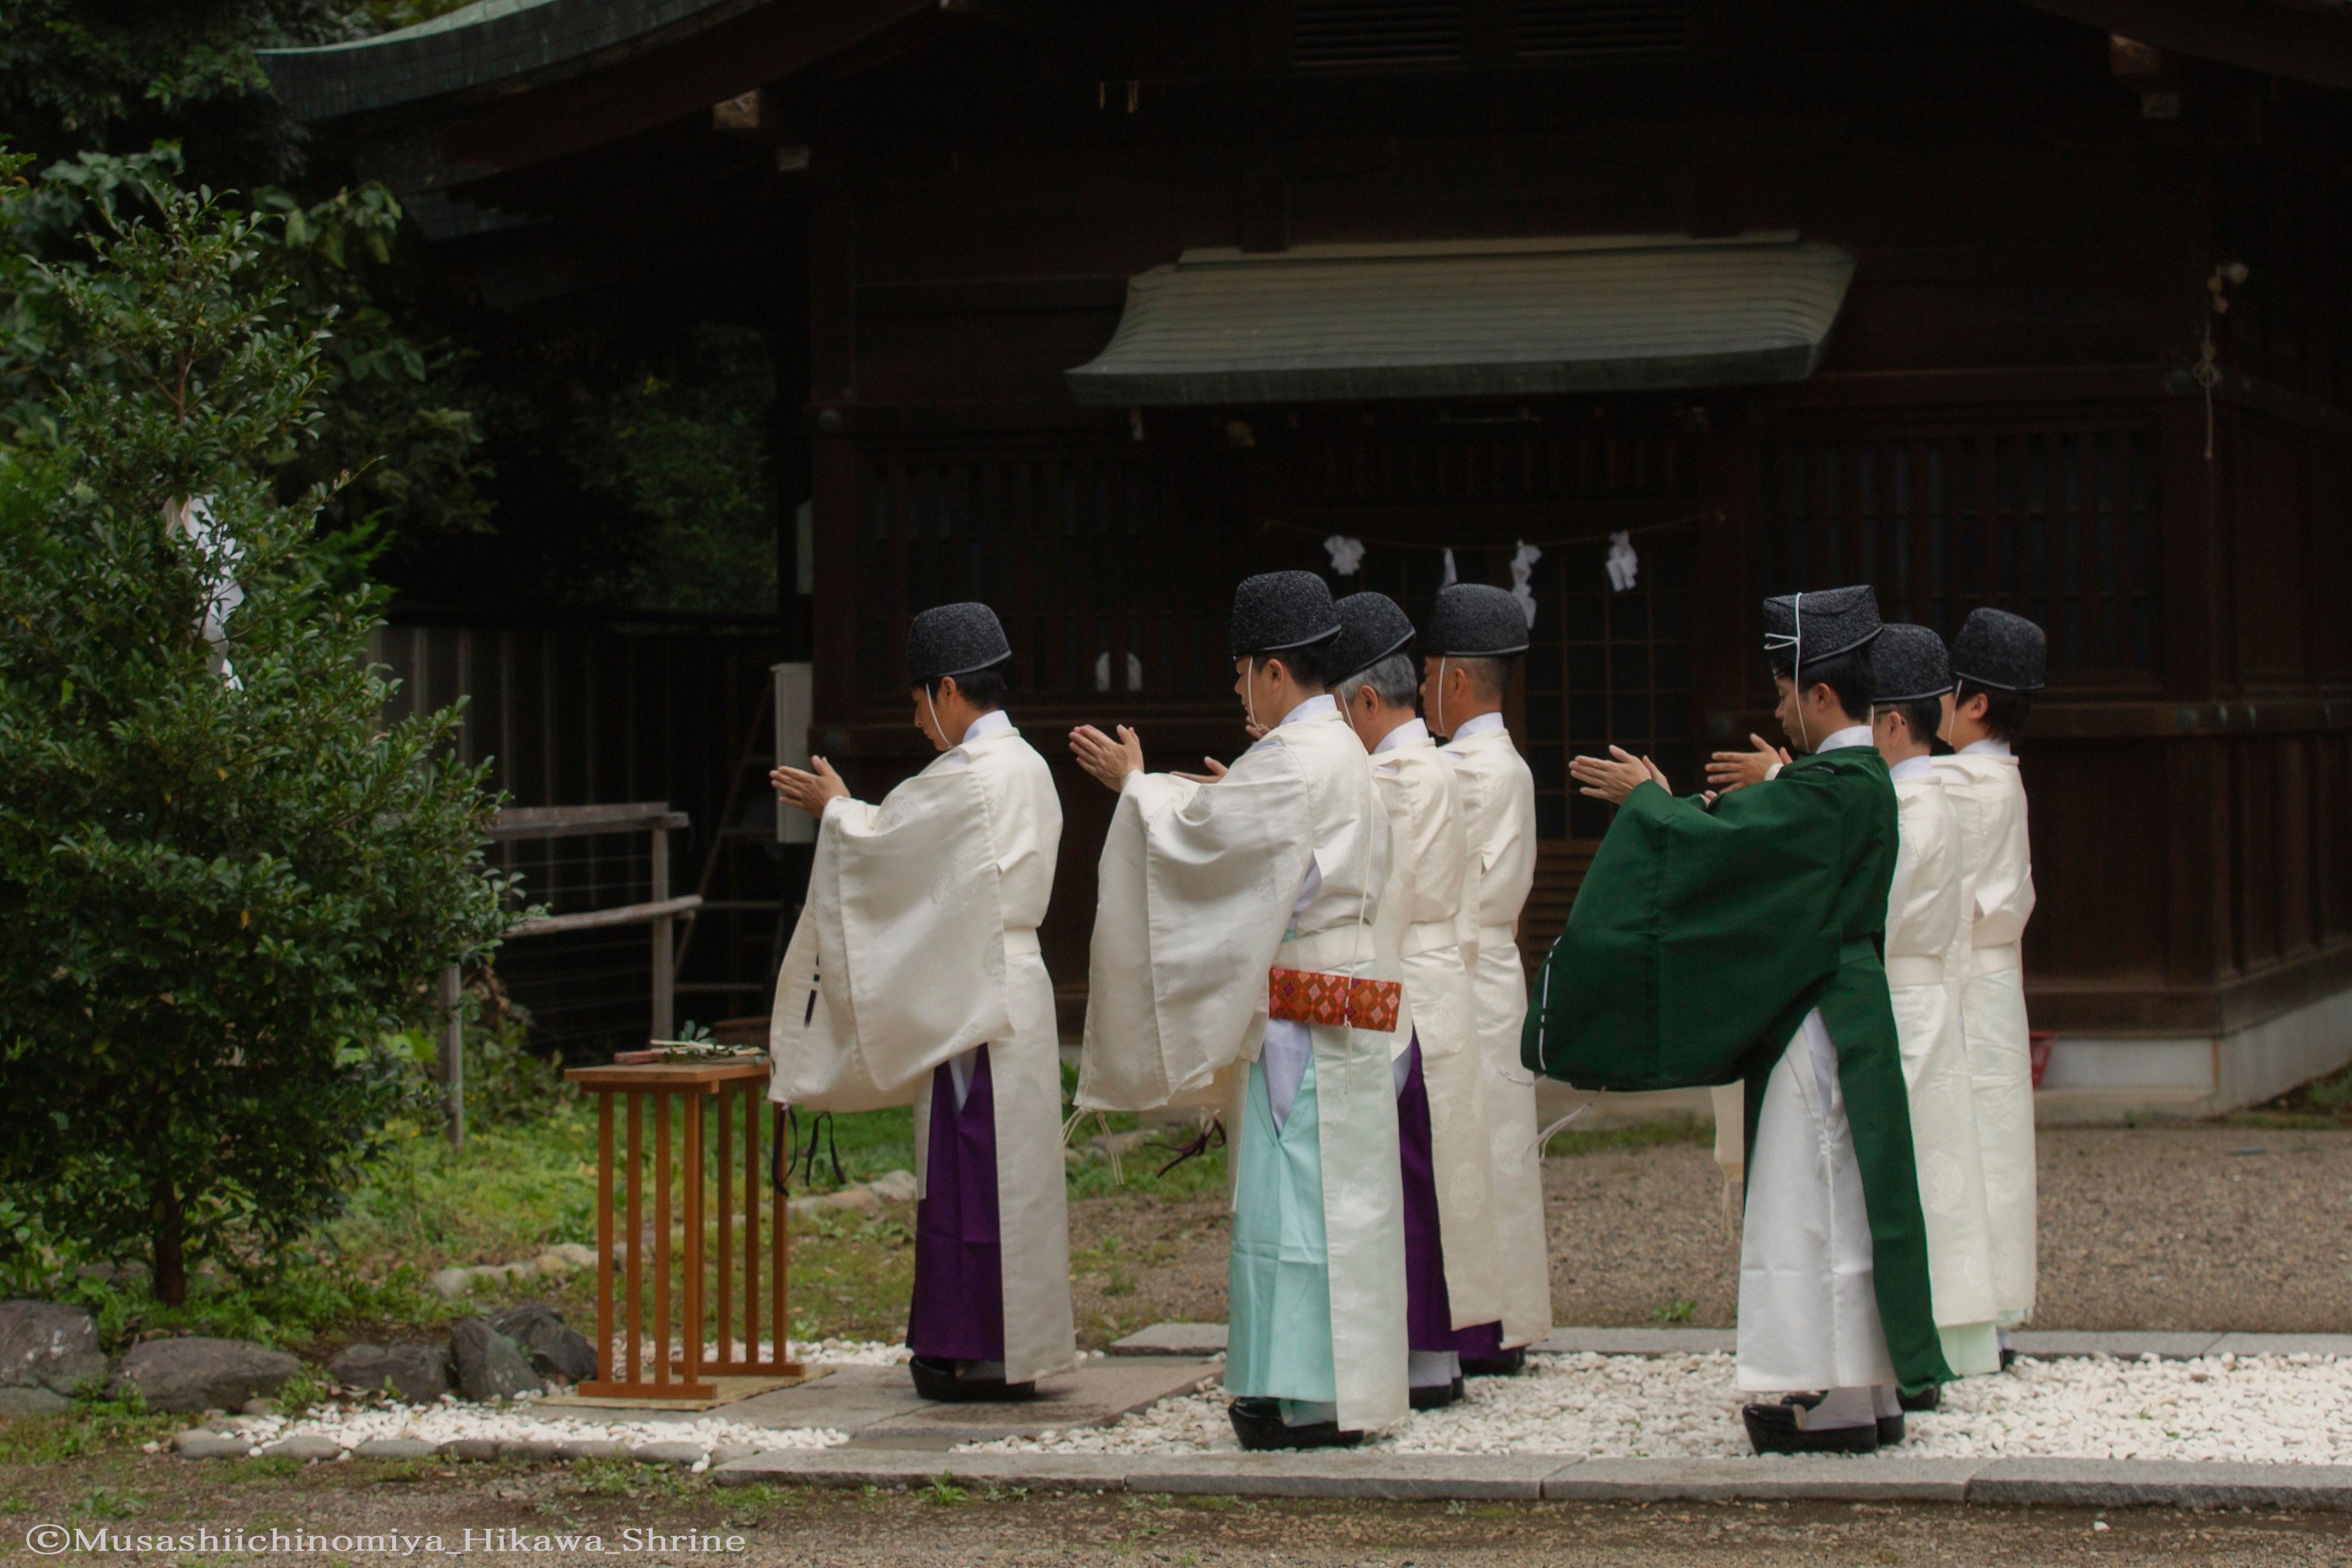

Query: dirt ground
<box><xmin>4</xmin><ymin>1456</ymin><xmax>2350</xmax><ymax>1567</ymax></box>
<box><xmin>1061</xmin><ymin>1124</ymin><xmax>2352</xmax><ymax>1340</ymax></box>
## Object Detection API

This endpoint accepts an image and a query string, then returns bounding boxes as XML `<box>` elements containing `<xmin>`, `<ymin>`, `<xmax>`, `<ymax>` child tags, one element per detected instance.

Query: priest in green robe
<box><xmin>1524</xmin><ymin>585</ymin><xmax>1949</xmax><ymax>1454</ymax></box>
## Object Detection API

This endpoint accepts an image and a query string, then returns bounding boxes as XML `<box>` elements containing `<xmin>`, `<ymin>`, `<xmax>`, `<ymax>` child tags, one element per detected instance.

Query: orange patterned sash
<box><xmin>1267</xmin><ymin>967</ymin><xmax>1402</xmax><ymax>1033</ymax></box>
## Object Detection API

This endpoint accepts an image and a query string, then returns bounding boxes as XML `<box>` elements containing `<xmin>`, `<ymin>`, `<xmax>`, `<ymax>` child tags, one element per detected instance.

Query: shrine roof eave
<box><xmin>257</xmin><ymin>0</ymin><xmax>774</xmax><ymax>123</ymax></box>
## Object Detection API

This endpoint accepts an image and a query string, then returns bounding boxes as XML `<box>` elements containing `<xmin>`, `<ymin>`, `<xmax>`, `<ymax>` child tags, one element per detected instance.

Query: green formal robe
<box><xmin>1520</xmin><ymin>748</ymin><xmax>1951</xmax><ymax>1395</ymax></box>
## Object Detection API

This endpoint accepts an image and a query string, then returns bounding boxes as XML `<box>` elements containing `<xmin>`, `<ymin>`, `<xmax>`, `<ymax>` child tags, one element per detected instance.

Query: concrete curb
<box><xmin>710</xmin><ymin>1448</ymin><xmax>2352</xmax><ymax>1510</ymax></box>
<box><xmin>1105</xmin><ymin>1324</ymin><xmax>2352</xmax><ymax>1362</ymax></box>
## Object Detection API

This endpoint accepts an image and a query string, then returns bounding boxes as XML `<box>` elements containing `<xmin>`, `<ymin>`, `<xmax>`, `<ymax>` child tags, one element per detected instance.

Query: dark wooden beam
<box><xmin>432</xmin><ymin>0</ymin><xmax>937</xmax><ymax>176</ymax></box>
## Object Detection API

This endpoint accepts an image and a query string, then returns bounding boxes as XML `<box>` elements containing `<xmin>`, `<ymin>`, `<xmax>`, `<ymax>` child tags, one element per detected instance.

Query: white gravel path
<box><xmin>962</xmin><ymin>1351</ymin><xmax>2352</xmax><ymax>1463</ymax></box>
<box><xmin>227</xmin><ymin>1404</ymin><xmax>848</xmax><ymax>1458</ymax></box>
<box><xmin>178</xmin><ymin>1339</ymin><xmax>929</xmax><ymax>1461</ymax></box>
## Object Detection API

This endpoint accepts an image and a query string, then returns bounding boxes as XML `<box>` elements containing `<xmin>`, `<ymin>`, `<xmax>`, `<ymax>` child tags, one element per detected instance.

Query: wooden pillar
<box><xmin>650</xmin><ymin>821</ymin><xmax>673</xmax><ymax>1042</ymax></box>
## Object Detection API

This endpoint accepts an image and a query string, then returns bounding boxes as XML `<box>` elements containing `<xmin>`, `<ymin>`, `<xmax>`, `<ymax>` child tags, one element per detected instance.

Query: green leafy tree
<box><xmin>0</xmin><ymin>156</ymin><xmax>513</xmax><ymax>1306</ymax></box>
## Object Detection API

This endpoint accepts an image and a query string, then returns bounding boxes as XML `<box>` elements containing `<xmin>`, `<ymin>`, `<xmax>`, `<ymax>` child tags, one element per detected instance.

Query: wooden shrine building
<box><xmin>266</xmin><ymin>0</ymin><xmax>2352</xmax><ymax>1113</ymax></box>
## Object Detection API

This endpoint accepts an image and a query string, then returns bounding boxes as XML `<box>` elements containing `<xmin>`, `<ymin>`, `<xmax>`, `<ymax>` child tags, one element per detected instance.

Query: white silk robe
<box><xmin>1080</xmin><ymin>706</ymin><xmax>1408</xmax><ymax>1432</ymax></box>
<box><xmin>1886</xmin><ymin>760</ymin><xmax>2000</xmax><ymax>1376</ymax></box>
<box><xmin>768</xmin><ymin>720</ymin><xmax>1075</xmax><ymax>1384</ymax></box>
<box><xmin>1371</xmin><ymin>725</ymin><xmax>1504</xmax><ymax>1333</ymax></box>
<box><xmin>1933</xmin><ymin>744</ymin><xmax>2038</xmax><ymax>1325</ymax></box>
<box><xmin>1441</xmin><ymin>716</ymin><xmax>1553</xmax><ymax>1350</ymax></box>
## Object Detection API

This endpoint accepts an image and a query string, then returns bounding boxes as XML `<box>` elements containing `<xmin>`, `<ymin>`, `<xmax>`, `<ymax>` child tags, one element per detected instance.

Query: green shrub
<box><xmin>0</xmin><ymin>155</ymin><xmax>512</xmax><ymax>1304</ymax></box>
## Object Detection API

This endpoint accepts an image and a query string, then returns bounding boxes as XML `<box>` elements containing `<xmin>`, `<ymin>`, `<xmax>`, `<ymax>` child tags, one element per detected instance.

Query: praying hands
<box><xmin>1069</xmin><ymin>723</ymin><xmax>1146</xmax><ymax>791</ymax></box>
<box><xmin>1569</xmin><ymin>745</ymin><xmax>1672</xmax><ymax>804</ymax></box>
<box><xmin>771</xmin><ymin>756</ymin><xmax>851</xmax><ymax>818</ymax></box>
<box><xmin>1705</xmin><ymin>733</ymin><xmax>1790</xmax><ymax>795</ymax></box>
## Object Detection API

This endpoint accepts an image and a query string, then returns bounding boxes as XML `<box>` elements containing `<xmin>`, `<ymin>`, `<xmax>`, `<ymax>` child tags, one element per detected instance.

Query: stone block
<box><xmin>1543</xmin><ymin>1457</ymin><xmax>1980</xmax><ymax>1503</ymax></box>
<box><xmin>0</xmin><ymin>1386</ymin><xmax>70</xmax><ymax>1418</ymax></box>
<box><xmin>259</xmin><ymin>1434</ymin><xmax>344</xmax><ymax>1463</ymax></box>
<box><xmin>710</xmin><ymin>1450</ymin><xmax>957</xmax><ymax>1489</ymax></box>
<box><xmin>2204</xmin><ymin>1334</ymin><xmax>2352</xmax><ymax>1360</ymax></box>
<box><xmin>2008</xmin><ymin>1331</ymin><xmax>2219</xmax><ymax>1361</ymax></box>
<box><xmin>0</xmin><ymin>1300</ymin><xmax>108</xmax><ymax>1395</ymax></box>
<box><xmin>330</xmin><ymin>1343</ymin><xmax>454</xmax><ymax>1404</ymax></box>
<box><xmin>1968</xmin><ymin>1459</ymin><xmax>2352</xmax><ymax>1510</ymax></box>
<box><xmin>112</xmin><ymin>1338</ymin><xmax>299</xmax><ymax>1414</ymax></box>
<box><xmin>498</xmin><ymin>1440</ymin><xmax>565</xmax><ymax>1462</ymax></box>
<box><xmin>632</xmin><ymin>1441</ymin><xmax>708</xmax><ymax>1466</ymax></box>
<box><xmin>708</xmin><ymin>1443</ymin><xmax>763</xmax><ymax>1466</ymax></box>
<box><xmin>450</xmin><ymin>1318</ymin><xmax>544</xmax><ymax>1402</ymax></box>
<box><xmin>352</xmin><ymin>1438</ymin><xmax>438</xmax><ymax>1459</ymax></box>
<box><xmin>439</xmin><ymin>1437</ymin><xmax>502</xmax><ymax>1461</ymax></box>
<box><xmin>1107</xmin><ymin>1323</ymin><xmax>1230</xmax><ymax>1357</ymax></box>
<box><xmin>556</xmin><ymin>1440</ymin><xmax>628</xmax><ymax>1461</ymax></box>
<box><xmin>428</xmin><ymin>1267</ymin><xmax>475</xmax><ymax>1300</ymax></box>
<box><xmin>173</xmin><ymin>1433</ymin><xmax>255</xmax><ymax>1460</ymax></box>
<box><xmin>488</xmin><ymin>1304</ymin><xmax>596</xmax><ymax>1383</ymax></box>
<box><xmin>1143</xmin><ymin>1452</ymin><xmax>1566</xmax><ymax>1500</ymax></box>
<box><xmin>544</xmin><ymin>1243</ymin><xmax>598</xmax><ymax>1268</ymax></box>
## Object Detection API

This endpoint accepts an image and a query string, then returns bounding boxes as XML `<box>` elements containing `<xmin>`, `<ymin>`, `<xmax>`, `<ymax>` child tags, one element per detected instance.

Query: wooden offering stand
<box><xmin>563</xmin><ymin>1059</ymin><xmax>804</xmax><ymax>1399</ymax></box>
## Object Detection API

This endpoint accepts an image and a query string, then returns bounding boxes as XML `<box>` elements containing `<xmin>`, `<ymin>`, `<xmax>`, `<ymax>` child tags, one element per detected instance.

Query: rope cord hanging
<box><xmin>1258</xmin><ymin>509</ymin><xmax>1717</xmax><ymax>556</ymax></box>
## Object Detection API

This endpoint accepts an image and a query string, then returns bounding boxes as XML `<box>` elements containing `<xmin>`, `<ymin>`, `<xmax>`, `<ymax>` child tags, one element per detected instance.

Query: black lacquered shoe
<box><xmin>1897</xmin><ymin>1384</ymin><xmax>1942</xmax><ymax>1413</ymax></box>
<box><xmin>1999</xmin><ymin>1346</ymin><xmax>2018</xmax><ymax>1371</ymax></box>
<box><xmin>1460</xmin><ymin>1347</ymin><xmax>1526</xmax><ymax>1378</ymax></box>
<box><xmin>1743</xmin><ymin>1400</ymin><xmax>1879</xmax><ymax>1456</ymax></box>
<box><xmin>908</xmin><ymin>1356</ymin><xmax>1035</xmax><ymax>1403</ymax></box>
<box><xmin>1409</xmin><ymin>1375</ymin><xmax>1464</xmax><ymax>1410</ymax></box>
<box><xmin>1228</xmin><ymin>1398</ymin><xmax>1365</xmax><ymax>1451</ymax></box>
<box><xmin>1780</xmin><ymin>1391</ymin><xmax>1902</xmax><ymax>1447</ymax></box>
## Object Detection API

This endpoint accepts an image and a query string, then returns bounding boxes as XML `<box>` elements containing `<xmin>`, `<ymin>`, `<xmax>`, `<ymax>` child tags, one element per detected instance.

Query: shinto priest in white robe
<box><xmin>1886</xmin><ymin>753</ymin><xmax>2002</xmax><ymax>1375</ymax></box>
<box><xmin>1370</xmin><ymin>717</ymin><xmax>1504</xmax><ymax>1349</ymax></box>
<box><xmin>768</xmin><ymin>709</ymin><xmax>1076</xmax><ymax>1384</ymax></box>
<box><xmin>1440</xmin><ymin>710</ymin><xmax>1552</xmax><ymax>1351</ymax></box>
<box><xmin>1078</xmin><ymin>695</ymin><xmax>1409</xmax><ymax>1432</ymax></box>
<box><xmin>1933</xmin><ymin>738</ymin><xmax>2037</xmax><ymax>1326</ymax></box>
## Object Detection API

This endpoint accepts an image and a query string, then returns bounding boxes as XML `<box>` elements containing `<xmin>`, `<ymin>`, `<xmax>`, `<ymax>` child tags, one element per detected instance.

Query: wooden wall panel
<box><xmin>2020</xmin><ymin>739</ymin><xmax>2168</xmax><ymax>985</ymax></box>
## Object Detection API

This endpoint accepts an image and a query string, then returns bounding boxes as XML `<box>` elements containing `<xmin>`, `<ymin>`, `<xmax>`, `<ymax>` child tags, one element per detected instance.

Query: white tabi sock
<box><xmin>1278</xmin><ymin>1398</ymin><xmax>1339</xmax><ymax>1428</ymax></box>
<box><xmin>1408</xmin><ymin>1350</ymin><xmax>1460</xmax><ymax>1389</ymax></box>
<box><xmin>1803</xmin><ymin>1386</ymin><xmax>1879</xmax><ymax>1431</ymax></box>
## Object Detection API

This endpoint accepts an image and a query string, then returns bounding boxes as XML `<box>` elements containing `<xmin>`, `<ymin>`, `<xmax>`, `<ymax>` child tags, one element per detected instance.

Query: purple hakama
<box><xmin>905</xmin><ymin>1045</ymin><xmax>1005</xmax><ymax>1363</ymax></box>
<box><xmin>1395</xmin><ymin>1034</ymin><xmax>1506</xmax><ymax>1359</ymax></box>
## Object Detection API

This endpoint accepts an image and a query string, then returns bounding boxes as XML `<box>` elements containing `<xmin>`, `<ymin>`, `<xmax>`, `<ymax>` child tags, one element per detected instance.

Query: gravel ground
<box><xmin>1545</xmin><ymin>1125</ymin><xmax>2352</xmax><ymax>1332</ymax></box>
<box><xmin>2</xmin><ymin>1463</ymin><xmax>2346</xmax><ymax>1566</ymax></box>
<box><xmin>1057</xmin><ymin>1124</ymin><xmax>2352</xmax><ymax>1337</ymax></box>
<box><xmin>969</xmin><ymin>1351</ymin><xmax>2352</xmax><ymax>1462</ymax></box>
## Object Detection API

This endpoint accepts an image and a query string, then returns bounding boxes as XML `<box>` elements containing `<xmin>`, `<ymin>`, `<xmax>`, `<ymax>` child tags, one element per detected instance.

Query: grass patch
<box><xmin>1544</xmin><ymin>1114</ymin><xmax>1712</xmax><ymax>1159</ymax></box>
<box><xmin>0</xmin><ymin>1392</ymin><xmax>174</xmax><ymax>1466</ymax></box>
<box><xmin>2232</xmin><ymin>1060</ymin><xmax>2352</xmax><ymax>1130</ymax></box>
<box><xmin>1648</xmin><ymin>1298</ymin><xmax>1698</xmax><ymax>1325</ymax></box>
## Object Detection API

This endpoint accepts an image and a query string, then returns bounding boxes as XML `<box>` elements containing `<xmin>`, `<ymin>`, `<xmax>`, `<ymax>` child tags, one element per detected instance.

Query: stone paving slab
<box><xmin>706</xmin><ymin>1365</ymin><xmax>930</xmax><ymax>1433</ymax></box>
<box><xmin>1143</xmin><ymin>1453</ymin><xmax>1567</xmax><ymax>1500</ymax></box>
<box><xmin>1108</xmin><ymin>1324</ymin><xmax>1228</xmax><ymax>1356</ymax></box>
<box><xmin>1111</xmin><ymin>1322</ymin><xmax>2352</xmax><ymax>1365</ymax></box>
<box><xmin>1532</xmin><ymin>1328</ymin><xmax>1738</xmax><ymax>1356</ymax></box>
<box><xmin>1969</xmin><ymin>1459</ymin><xmax>2352</xmax><ymax>1510</ymax></box>
<box><xmin>851</xmin><ymin>1359</ymin><xmax>1219</xmax><ymax>1445</ymax></box>
<box><xmin>1544</xmin><ymin>1457</ymin><xmax>1980</xmax><ymax>1503</ymax></box>
<box><xmin>713</xmin><ymin>1450</ymin><xmax>1133</xmax><ymax>1492</ymax></box>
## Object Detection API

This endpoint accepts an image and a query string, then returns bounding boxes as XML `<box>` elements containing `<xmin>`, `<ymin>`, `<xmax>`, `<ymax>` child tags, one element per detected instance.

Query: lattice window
<box><xmin>855</xmin><ymin>446</ymin><xmax>1244</xmax><ymax>707</ymax></box>
<box><xmin>1513</xmin><ymin>0</ymin><xmax>1686</xmax><ymax>60</ymax></box>
<box><xmin>1523</xmin><ymin>531</ymin><xmax>1694</xmax><ymax>841</ymax></box>
<box><xmin>1293</xmin><ymin>0</ymin><xmax>1466</xmax><ymax>70</ymax></box>
<box><xmin>1757</xmin><ymin>428</ymin><xmax>2161</xmax><ymax>681</ymax></box>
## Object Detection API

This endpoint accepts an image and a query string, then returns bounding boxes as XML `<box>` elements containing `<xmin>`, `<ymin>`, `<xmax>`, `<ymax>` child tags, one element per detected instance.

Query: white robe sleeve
<box><xmin>1077</xmin><ymin>742</ymin><xmax>1316</xmax><ymax>1112</ymax></box>
<box><xmin>768</xmin><ymin>765</ymin><xmax>1013</xmax><ymax>1112</ymax></box>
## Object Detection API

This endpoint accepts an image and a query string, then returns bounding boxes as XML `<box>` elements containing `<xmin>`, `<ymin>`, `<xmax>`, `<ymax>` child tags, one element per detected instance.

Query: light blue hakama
<box><xmin>1225</xmin><ymin>1053</ymin><xmax>1339</xmax><ymax>1412</ymax></box>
